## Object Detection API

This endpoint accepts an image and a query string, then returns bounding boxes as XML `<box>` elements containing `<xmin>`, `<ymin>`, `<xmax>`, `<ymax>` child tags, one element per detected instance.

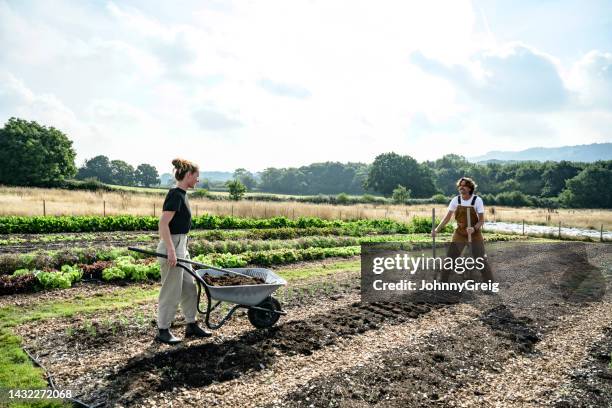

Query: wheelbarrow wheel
<box><xmin>248</xmin><ymin>296</ymin><xmax>281</xmax><ymax>329</ymax></box>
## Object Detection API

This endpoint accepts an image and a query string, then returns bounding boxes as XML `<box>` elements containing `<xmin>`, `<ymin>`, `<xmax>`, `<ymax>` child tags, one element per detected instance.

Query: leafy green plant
<box><xmin>83</xmin><ymin>320</ymin><xmax>97</xmax><ymax>337</ymax></box>
<box><xmin>60</xmin><ymin>264</ymin><xmax>83</xmax><ymax>283</ymax></box>
<box><xmin>12</xmin><ymin>269</ymin><xmax>32</xmax><ymax>277</ymax></box>
<box><xmin>102</xmin><ymin>256</ymin><xmax>160</xmax><ymax>281</ymax></box>
<box><xmin>35</xmin><ymin>271</ymin><xmax>72</xmax><ymax>289</ymax></box>
<box><xmin>101</xmin><ymin>266</ymin><xmax>125</xmax><ymax>281</ymax></box>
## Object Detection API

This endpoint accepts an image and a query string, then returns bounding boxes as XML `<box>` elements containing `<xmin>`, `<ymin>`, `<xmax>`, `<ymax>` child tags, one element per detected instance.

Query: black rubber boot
<box><xmin>155</xmin><ymin>328</ymin><xmax>181</xmax><ymax>345</ymax></box>
<box><xmin>185</xmin><ymin>322</ymin><xmax>213</xmax><ymax>338</ymax></box>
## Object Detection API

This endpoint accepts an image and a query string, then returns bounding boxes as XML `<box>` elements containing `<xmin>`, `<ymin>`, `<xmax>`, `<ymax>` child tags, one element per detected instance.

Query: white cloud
<box><xmin>0</xmin><ymin>0</ymin><xmax>610</xmax><ymax>173</ymax></box>
<box><xmin>568</xmin><ymin>50</ymin><xmax>612</xmax><ymax>109</ymax></box>
<box><xmin>411</xmin><ymin>43</ymin><xmax>569</xmax><ymax>112</ymax></box>
<box><xmin>0</xmin><ymin>72</ymin><xmax>81</xmax><ymax>134</ymax></box>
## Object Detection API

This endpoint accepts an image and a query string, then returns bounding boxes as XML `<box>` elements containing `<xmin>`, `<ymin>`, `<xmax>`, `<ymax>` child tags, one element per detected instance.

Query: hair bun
<box><xmin>172</xmin><ymin>158</ymin><xmax>186</xmax><ymax>170</ymax></box>
<box><xmin>171</xmin><ymin>158</ymin><xmax>199</xmax><ymax>181</ymax></box>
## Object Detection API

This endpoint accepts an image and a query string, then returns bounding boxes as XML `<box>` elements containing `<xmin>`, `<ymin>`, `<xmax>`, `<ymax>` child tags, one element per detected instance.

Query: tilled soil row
<box><xmin>99</xmin><ymin>299</ymin><xmax>438</xmax><ymax>406</ymax></box>
<box><xmin>14</xmin><ymin>276</ymin><xmax>363</xmax><ymax>405</ymax></box>
<box><xmin>555</xmin><ymin>325</ymin><xmax>612</xmax><ymax>408</ymax></box>
<box><xmin>451</xmin><ymin>301</ymin><xmax>612</xmax><ymax>407</ymax></box>
<box><xmin>190</xmin><ymin>303</ymin><xmax>484</xmax><ymax>408</ymax></box>
<box><xmin>0</xmin><ymin>232</ymin><xmax>157</xmax><ymax>254</ymax></box>
<box><xmin>271</xmin><ymin>302</ymin><xmax>612</xmax><ymax>408</ymax></box>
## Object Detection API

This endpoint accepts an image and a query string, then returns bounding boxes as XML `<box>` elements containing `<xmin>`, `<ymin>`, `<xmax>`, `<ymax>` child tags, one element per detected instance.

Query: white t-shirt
<box><xmin>447</xmin><ymin>195</ymin><xmax>485</xmax><ymax>214</ymax></box>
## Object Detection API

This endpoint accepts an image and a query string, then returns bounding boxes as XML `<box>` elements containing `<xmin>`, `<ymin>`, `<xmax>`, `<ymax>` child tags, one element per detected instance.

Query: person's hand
<box><xmin>466</xmin><ymin>227</ymin><xmax>475</xmax><ymax>235</ymax></box>
<box><xmin>167</xmin><ymin>249</ymin><xmax>177</xmax><ymax>267</ymax></box>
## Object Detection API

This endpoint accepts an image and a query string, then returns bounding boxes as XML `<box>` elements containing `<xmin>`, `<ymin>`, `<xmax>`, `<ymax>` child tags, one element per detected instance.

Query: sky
<box><xmin>1</xmin><ymin>0</ymin><xmax>611</xmax><ymax>174</ymax></box>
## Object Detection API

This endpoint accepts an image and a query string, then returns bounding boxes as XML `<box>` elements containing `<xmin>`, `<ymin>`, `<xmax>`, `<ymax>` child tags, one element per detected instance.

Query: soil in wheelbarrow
<box><xmin>203</xmin><ymin>274</ymin><xmax>265</xmax><ymax>286</ymax></box>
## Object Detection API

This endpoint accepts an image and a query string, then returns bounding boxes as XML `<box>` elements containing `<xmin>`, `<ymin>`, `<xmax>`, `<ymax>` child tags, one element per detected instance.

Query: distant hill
<box><xmin>469</xmin><ymin>143</ymin><xmax>612</xmax><ymax>163</ymax></box>
<box><xmin>160</xmin><ymin>171</ymin><xmax>235</xmax><ymax>186</ymax></box>
<box><xmin>199</xmin><ymin>171</ymin><xmax>234</xmax><ymax>182</ymax></box>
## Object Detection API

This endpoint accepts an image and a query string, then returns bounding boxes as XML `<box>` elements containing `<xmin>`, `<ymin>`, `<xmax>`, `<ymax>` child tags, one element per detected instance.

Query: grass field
<box><xmin>1</xmin><ymin>186</ymin><xmax>610</xmax><ymax>230</ymax></box>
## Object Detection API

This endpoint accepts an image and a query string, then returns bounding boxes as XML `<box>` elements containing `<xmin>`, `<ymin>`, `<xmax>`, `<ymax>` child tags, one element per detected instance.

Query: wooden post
<box><xmin>601</xmin><ymin>224</ymin><xmax>604</xmax><ymax>242</ymax></box>
<box><xmin>558</xmin><ymin>221</ymin><xmax>561</xmax><ymax>239</ymax></box>
<box><xmin>292</xmin><ymin>208</ymin><xmax>295</xmax><ymax>219</ymax></box>
<box><xmin>231</xmin><ymin>205</ymin><xmax>234</xmax><ymax>216</ymax></box>
<box><xmin>103</xmin><ymin>200</ymin><xmax>106</xmax><ymax>217</ymax></box>
<box><xmin>43</xmin><ymin>200</ymin><xmax>46</xmax><ymax>216</ymax></box>
<box><xmin>195</xmin><ymin>205</ymin><xmax>198</xmax><ymax>217</ymax></box>
<box><xmin>522</xmin><ymin>220</ymin><xmax>525</xmax><ymax>236</ymax></box>
<box><xmin>432</xmin><ymin>208</ymin><xmax>436</xmax><ymax>259</ymax></box>
<box><xmin>339</xmin><ymin>210</ymin><xmax>342</xmax><ymax>220</ymax></box>
<box><xmin>153</xmin><ymin>203</ymin><xmax>156</xmax><ymax>217</ymax></box>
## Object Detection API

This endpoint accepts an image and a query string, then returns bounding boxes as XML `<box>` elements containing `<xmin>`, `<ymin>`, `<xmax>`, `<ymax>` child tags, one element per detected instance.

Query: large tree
<box><xmin>541</xmin><ymin>161</ymin><xmax>583</xmax><ymax>197</ymax></box>
<box><xmin>0</xmin><ymin>117</ymin><xmax>77</xmax><ymax>186</ymax></box>
<box><xmin>135</xmin><ymin>163</ymin><xmax>160</xmax><ymax>187</ymax></box>
<box><xmin>233</xmin><ymin>168</ymin><xmax>257</xmax><ymax>191</ymax></box>
<box><xmin>109</xmin><ymin>160</ymin><xmax>135</xmax><ymax>186</ymax></box>
<box><xmin>77</xmin><ymin>155</ymin><xmax>113</xmax><ymax>183</ymax></box>
<box><xmin>365</xmin><ymin>152</ymin><xmax>436</xmax><ymax>197</ymax></box>
<box><xmin>559</xmin><ymin>164</ymin><xmax>612</xmax><ymax>208</ymax></box>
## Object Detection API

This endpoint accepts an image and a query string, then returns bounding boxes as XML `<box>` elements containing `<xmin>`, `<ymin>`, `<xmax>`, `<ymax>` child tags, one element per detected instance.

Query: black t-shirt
<box><xmin>162</xmin><ymin>187</ymin><xmax>192</xmax><ymax>234</ymax></box>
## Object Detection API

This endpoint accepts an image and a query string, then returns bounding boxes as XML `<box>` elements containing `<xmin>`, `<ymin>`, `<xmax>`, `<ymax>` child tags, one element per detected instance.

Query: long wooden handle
<box><xmin>466</xmin><ymin>207</ymin><xmax>472</xmax><ymax>243</ymax></box>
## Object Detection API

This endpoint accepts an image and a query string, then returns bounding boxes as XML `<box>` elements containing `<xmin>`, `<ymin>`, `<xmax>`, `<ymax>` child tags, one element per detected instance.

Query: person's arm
<box><xmin>159</xmin><ymin>211</ymin><xmax>177</xmax><ymax>266</ymax></box>
<box><xmin>432</xmin><ymin>210</ymin><xmax>454</xmax><ymax>236</ymax></box>
<box><xmin>474</xmin><ymin>212</ymin><xmax>485</xmax><ymax>231</ymax></box>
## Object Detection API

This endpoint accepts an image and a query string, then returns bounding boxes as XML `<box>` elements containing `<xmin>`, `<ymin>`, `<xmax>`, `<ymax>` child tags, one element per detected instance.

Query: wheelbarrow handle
<box><xmin>127</xmin><ymin>247</ymin><xmax>256</xmax><ymax>280</ymax></box>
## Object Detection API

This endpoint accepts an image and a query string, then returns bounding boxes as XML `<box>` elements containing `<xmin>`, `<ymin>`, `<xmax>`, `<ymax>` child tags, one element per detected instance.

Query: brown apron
<box><xmin>442</xmin><ymin>194</ymin><xmax>493</xmax><ymax>282</ymax></box>
<box><xmin>452</xmin><ymin>195</ymin><xmax>484</xmax><ymax>243</ymax></box>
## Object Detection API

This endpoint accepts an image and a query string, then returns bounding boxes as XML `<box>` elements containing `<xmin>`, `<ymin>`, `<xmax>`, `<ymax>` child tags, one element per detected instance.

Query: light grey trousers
<box><xmin>156</xmin><ymin>234</ymin><xmax>198</xmax><ymax>329</ymax></box>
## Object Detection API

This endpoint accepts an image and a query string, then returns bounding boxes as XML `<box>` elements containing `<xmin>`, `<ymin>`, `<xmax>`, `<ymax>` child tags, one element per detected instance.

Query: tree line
<box><xmin>253</xmin><ymin>153</ymin><xmax>611</xmax><ymax>208</ymax></box>
<box><xmin>0</xmin><ymin>118</ymin><xmax>159</xmax><ymax>188</ymax></box>
<box><xmin>76</xmin><ymin>155</ymin><xmax>159</xmax><ymax>187</ymax></box>
<box><xmin>1</xmin><ymin>117</ymin><xmax>610</xmax><ymax>208</ymax></box>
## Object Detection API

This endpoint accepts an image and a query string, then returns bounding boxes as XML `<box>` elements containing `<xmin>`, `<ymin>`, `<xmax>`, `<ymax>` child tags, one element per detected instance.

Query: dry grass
<box><xmin>0</xmin><ymin>186</ymin><xmax>610</xmax><ymax>231</ymax></box>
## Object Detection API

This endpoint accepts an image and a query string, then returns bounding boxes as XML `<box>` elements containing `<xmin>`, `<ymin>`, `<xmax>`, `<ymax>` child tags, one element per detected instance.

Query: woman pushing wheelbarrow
<box><xmin>134</xmin><ymin>158</ymin><xmax>286</xmax><ymax>345</ymax></box>
<box><xmin>154</xmin><ymin>158</ymin><xmax>212</xmax><ymax>344</ymax></box>
<box><xmin>431</xmin><ymin>177</ymin><xmax>494</xmax><ymax>283</ymax></box>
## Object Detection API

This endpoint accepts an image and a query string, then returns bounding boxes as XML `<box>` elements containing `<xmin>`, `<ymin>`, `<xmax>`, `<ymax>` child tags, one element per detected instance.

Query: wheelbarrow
<box><xmin>128</xmin><ymin>247</ymin><xmax>287</xmax><ymax>330</ymax></box>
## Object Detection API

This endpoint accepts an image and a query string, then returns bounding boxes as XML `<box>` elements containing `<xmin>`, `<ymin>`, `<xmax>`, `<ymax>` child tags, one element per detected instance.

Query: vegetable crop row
<box><xmin>0</xmin><ymin>214</ymin><xmax>441</xmax><ymax>234</ymax></box>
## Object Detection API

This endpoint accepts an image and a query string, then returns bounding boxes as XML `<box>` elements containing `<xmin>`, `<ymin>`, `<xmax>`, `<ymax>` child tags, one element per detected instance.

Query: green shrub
<box><xmin>432</xmin><ymin>193</ymin><xmax>448</xmax><ymax>204</ymax></box>
<box><xmin>336</xmin><ymin>193</ymin><xmax>350</xmax><ymax>205</ymax></box>
<box><xmin>191</xmin><ymin>188</ymin><xmax>212</xmax><ymax>199</ymax></box>
<box><xmin>494</xmin><ymin>191</ymin><xmax>533</xmax><ymax>207</ymax></box>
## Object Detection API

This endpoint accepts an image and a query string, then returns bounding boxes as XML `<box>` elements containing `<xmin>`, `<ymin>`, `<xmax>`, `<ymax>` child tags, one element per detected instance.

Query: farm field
<box><xmin>1</xmin><ymin>186</ymin><xmax>611</xmax><ymax>231</ymax></box>
<box><xmin>0</xmin><ymin>213</ymin><xmax>610</xmax><ymax>407</ymax></box>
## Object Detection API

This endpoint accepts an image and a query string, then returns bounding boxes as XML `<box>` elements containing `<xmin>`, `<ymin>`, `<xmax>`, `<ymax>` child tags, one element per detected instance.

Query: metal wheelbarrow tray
<box><xmin>128</xmin><ymin>247</ymin><xmax>287</xmax><ymax>330</ymax></box>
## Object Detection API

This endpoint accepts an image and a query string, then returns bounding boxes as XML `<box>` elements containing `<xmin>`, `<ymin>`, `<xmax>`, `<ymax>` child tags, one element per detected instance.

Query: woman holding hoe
<box><xmin>155</xmin><ymin>158</ymin><xmax>212</xmax><ymax>344</ymax></box>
